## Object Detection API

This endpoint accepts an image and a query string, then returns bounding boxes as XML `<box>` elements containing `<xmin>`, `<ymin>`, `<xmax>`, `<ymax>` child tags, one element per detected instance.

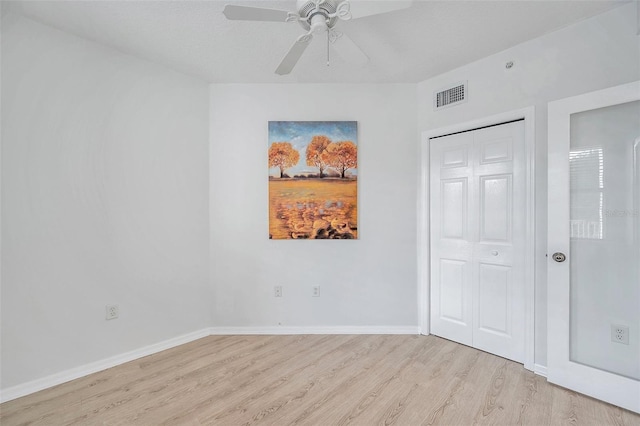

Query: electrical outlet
<box><xmin>312</xmin><ymin>286</ymin><xmax>320</xmax><ymax>297</ymax></box>
<box><xmin>611</xmin><ymin>324</ymin><xmax>629</xmax><ymax>345</ymax></box>
<box><xmin>106</xmin><ymin>304</ymin><xmax>119</xmax><ymax>320</ymax></box>
<box><xmin>274</xmin><ymin>286</ymin><xmax>282</xmax><ymax>297</ymax></box>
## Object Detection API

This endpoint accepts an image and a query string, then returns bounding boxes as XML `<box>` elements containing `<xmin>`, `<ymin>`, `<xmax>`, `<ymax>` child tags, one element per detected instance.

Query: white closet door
<box><xmin>430</xmin><ymin>120</ymin><xmax>525</xmax><ymax>363</ymax></box>
<box><xmin>430</xmin><ymin>132</ymin><xmax>474</xmax><ymax>346</ymax></box>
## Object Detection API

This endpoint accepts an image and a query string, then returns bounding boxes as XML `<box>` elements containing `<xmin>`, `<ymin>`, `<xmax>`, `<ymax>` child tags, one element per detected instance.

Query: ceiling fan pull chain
<box><xmin>327</xmin><ymin>29</ymin><xmax>330</xmax><ymax>66</ymax></box>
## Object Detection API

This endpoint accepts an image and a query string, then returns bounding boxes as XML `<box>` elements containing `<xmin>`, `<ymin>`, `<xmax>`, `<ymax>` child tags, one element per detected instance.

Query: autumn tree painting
<box><xmin>268</xmin><ymin>142</ymin><xmax>299</xmax><ymax>178</ymax></box>
<box><xmin>327</xmin><ymin>141</ymin><xmax>357</xmax><ymax>179</ymax></box>
<box><xmin>268</xmin><ymin>121</ymin><xmax>358</xmax><ymax>240</ymax></box>
<box><xmin>305</xmin><ymin>135</ymin><xmax>332</xmax><ymax>178</ymax></box>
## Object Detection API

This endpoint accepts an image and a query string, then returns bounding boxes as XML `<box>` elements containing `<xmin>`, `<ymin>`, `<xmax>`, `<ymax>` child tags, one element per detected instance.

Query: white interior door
<box><xmin>548</xmin><ymin>81</ymin><xmax>640</xmax><ymax>413</ymax></box>
<box><xmin>430</xmin><ymin>120</ymin><xmax>526</xmax><ymax>364</ymax></box>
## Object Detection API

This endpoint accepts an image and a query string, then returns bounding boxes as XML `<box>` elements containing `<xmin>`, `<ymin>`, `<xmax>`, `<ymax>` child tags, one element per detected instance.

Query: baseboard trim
<box><xmin>0</xmin><ymin>328</ymin><xmax>211</xmax><ymax>404</ymax></box>
<box><xmin>209</xmin><ymin>326</ymin><xmax>421</xmax><ymax>335</ymax></box>
<box><xmin>1</xmin><ymin>325</ymin><xmax>420</xmax><ymax>403</ymax></box>
<box><xmin>534</xmin><ymin>363</ymin><xmax>548</xmax><ymax>377</ymax></box>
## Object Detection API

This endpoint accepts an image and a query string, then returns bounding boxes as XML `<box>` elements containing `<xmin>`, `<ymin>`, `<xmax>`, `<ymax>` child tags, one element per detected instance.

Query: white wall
<box><xmin>209</xmin><ymin>84</ymin><xmax>418</xmax><ymax>329</ymax></box>
<box><xmin>1</xmin><ymin>14</ymin><xmax>210</xmax><ymax>390</ymax></box>
<box><xmin>417</xmin><ymin>2</ymin><xmax>640</xmax><ymax>366</ymax></box>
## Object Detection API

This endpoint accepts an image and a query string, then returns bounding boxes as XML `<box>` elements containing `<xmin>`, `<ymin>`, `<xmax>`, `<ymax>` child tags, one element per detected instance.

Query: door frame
<box><xmin>419</xmin><ymin>106</ymin><xmax>536</xmax><ymax>372</ymax></box>
<box><xmin>547</xmin><ymin>81</ymin><xmax>640</xmax><ymax>413</ymax></box>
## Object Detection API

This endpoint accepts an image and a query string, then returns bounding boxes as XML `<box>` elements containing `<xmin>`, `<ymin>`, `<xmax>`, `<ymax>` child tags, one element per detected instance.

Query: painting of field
<box><xmin>268</xmin><ymin>121</ymin><xmax>357</xmax><ymax>240</ymax></box>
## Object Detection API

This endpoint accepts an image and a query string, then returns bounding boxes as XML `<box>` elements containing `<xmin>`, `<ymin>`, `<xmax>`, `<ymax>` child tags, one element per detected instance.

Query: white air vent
<box><xmin>434</xmin><ymin>81</ymin><xmax>467</xmax><ymax>110</ymax></box>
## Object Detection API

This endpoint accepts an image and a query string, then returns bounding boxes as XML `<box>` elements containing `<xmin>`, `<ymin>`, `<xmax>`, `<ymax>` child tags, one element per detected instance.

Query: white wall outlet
<box><xmin>312</xmin><ymin>286</ymin><xmax>320</xmax><ymax>297</ymax></box>
<box><xmin>611</xmin><ymin>324</ymin><xmax>629</xmax><ymax>345</ymax></box>
<box><xmin>274</xmin><ymin>286</ymin><xmax>282</xmax><ymax>297</ymax></box>
<box><xmin>106</xmin><ymin>304</ymin><xmax>119</xmax><ymax>320</ymax></box>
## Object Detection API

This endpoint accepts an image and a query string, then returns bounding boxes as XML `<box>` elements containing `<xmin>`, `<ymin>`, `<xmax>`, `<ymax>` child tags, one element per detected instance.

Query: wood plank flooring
<box><xmin>1</xmin><ymin>335</ymin><xmax>638</xmax><ymax>425</ymax></box>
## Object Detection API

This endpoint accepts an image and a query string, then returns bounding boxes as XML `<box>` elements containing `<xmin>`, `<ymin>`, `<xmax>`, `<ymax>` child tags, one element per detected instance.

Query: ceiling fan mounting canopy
<box><xmin>295</xmin><ymin>0</ymin><xmax>344</xmax><ymax>31</ymax></box>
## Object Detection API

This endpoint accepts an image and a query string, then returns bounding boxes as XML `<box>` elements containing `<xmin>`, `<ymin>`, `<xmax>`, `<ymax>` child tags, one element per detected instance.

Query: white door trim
<box><xmin>419</xmin><ymin>106</ymin><xmax>536</xmax><ymax>372</ymax></box>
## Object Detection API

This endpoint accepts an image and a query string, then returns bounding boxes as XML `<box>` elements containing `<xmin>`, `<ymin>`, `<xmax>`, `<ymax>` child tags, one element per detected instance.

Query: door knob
<box><xmin>491</xmin><ymin>250</ymin><xmax>499</xmax><ymax>256</ymax></box>
<box><xmin>552</xmin><ymin>252</ymin><xmax>566</xmax><ymax>262</ymax></box>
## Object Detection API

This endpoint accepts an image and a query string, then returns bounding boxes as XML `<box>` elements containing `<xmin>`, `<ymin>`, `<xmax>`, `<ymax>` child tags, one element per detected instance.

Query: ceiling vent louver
<box><xmin>434</xmin><ymin>81</ymin><xmax>467</xmax><ymax>110</ymax></box>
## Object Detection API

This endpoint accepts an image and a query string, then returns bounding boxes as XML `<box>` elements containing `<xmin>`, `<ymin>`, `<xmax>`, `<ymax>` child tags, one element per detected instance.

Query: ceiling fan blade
<box><xmin>331</xmin><ymin>32</ymin><xmax>368</xmax><ymax>66</ymax></box>
<box><xmin>347</xmin><ymin>0</ymin><xmax>413</xmax><ymax>20</ymax></box>
<box><xmin>275</xmin><ymin>34</ymin><xmax>314</xmax><ymax>75</ymax></box>
<box><xmin>223</xmin><ymin>5</ymin><xmax>292</xmax><ymax>22</ymax></box>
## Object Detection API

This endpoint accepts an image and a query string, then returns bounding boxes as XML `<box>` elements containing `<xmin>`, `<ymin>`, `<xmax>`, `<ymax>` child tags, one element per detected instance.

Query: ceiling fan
<box><xmin>223</xmin><ymin>0</ymin><xmax>412</xmax><ymax>75</ymax></box>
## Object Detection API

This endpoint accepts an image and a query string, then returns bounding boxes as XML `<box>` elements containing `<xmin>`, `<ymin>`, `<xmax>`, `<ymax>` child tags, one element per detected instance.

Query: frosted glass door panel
<box><xmin>569</xmin><ymin>101</ymin><xmax>640</xmax><ymax>380</ymax></box>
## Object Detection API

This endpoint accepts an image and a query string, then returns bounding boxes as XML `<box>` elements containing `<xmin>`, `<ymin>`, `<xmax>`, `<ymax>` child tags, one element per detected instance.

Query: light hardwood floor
<box><xmin>1</xmin><ymin>335</ymin><xmax>639</xmax><ymax>425</ymax></box>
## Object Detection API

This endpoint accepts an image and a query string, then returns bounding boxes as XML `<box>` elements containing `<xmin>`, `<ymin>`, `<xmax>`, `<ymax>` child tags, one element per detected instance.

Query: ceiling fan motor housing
<box><xmin>296</xmin><ymin>0</ymin><xmax>341</xmax><ymax>30</ymax></box>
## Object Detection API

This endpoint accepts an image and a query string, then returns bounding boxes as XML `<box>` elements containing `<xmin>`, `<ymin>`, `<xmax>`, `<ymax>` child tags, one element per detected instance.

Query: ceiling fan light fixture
<box><xmin>309</xmin><ymin>14</ymin><xmax>329</xmax><ymax>33</ymax></box>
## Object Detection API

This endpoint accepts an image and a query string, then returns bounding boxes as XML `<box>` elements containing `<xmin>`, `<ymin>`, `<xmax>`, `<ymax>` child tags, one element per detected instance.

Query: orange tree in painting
<box><xmin>268</xmin><ymin>142</ymin><xmax>299</xmax><ymax>178</ymax></box>
<box><xmin>327</xmin><ymin>141</ymin><xmax>357</xmax><ymax>178</ymax></box>
<box><xmin>306</xmin><ymin>135</ymin><xmax>332</xmax><ymax>178</ymax></box>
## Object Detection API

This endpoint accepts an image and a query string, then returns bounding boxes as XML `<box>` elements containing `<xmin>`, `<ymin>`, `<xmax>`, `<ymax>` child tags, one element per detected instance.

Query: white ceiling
<box><xmin>3</xmin><ymin>0</ymin><xmax>626</xmax><ymax>83</ymax></box>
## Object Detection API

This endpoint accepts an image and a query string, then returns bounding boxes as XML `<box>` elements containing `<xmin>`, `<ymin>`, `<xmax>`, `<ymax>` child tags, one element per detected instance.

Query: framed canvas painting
<box><xmin>268</xmin><ymin>121</ymin><xmax>358</xmax><ymax>239</ymax></box>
